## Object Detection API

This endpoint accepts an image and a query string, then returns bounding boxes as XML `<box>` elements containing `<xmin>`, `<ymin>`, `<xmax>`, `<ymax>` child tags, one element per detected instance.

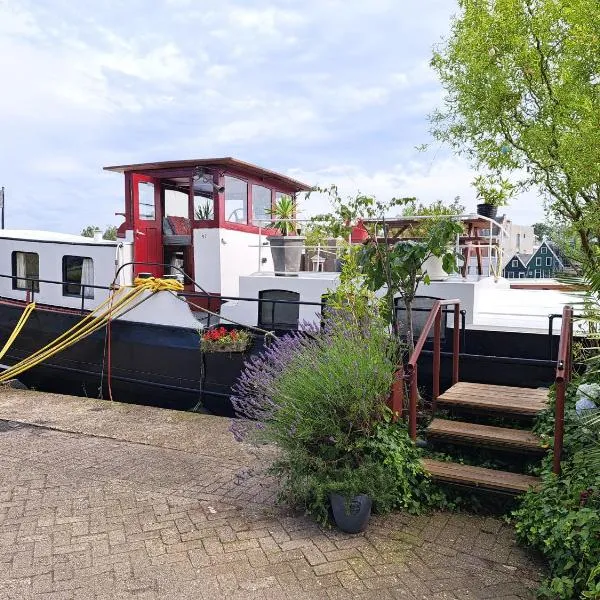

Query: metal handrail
<box><xmin>553</xmin><ymin>304</ymin><xmax>573</xmax><ymax>475</ymax></box>
<box><xmin>404</xmin><ymin>299</ymin><xmax>461</xmax><ymax>439</ymax></box>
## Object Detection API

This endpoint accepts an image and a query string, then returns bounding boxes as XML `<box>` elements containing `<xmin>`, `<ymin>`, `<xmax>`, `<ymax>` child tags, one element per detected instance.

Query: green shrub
<box><xmin>251</xmin><ymin>313</ymin><xmax>435</xmax><ymax>525</ymax></box>
<box><xmin>513</xmin><ymin>381</ymin><xmax>600</xmax><ymax>599</ymax></box>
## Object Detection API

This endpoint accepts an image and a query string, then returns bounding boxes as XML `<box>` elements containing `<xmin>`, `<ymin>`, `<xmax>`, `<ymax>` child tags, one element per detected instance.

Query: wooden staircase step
<box><xmin>421</xmin><ymin>458</ymin><xmax>540</xmax><ymax>493</ymax></box>
<box><xmin>426</xmin><ymin>418</ymin><xmax>544</xmax><ymax>453</ymax></box>
<box><xmin>436</xmin><ymin>382</ymin><xmax>548</xmax><ymax>417</ymax></box>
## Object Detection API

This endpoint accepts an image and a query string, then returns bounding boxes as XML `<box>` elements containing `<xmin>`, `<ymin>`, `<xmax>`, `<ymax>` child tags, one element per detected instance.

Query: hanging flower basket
<box><xmin>201</xmin><ymin>327</ymin><xmax>251</xmax><ymax>353</ymax></box>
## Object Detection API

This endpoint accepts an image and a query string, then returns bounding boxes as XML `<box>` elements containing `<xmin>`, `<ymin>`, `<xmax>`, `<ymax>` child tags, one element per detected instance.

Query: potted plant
<box><xmin>201</xmin><ymin>327</ymin><xmax>251</xmax><ymax>416</ymax></box>
<box><xmin>473</xmin><ymin>174</ymin><xmax>515</xmax><ymax>220</ymax></box>
<box><xmin>266</xmin><ymin>195</ymin><xmax>305</xmax><ymax>275</ymax></box>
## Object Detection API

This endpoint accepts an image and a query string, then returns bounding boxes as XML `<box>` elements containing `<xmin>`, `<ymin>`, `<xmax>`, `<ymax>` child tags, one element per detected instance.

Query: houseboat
<box><xmin>0</xmin><ymin>158</ymin><xmax>578</xmax><ymax>414</ymax></box>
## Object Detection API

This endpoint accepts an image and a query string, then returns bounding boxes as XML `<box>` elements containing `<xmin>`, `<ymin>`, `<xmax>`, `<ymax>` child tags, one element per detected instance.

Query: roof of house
<box><xmin>103</xmin><ymin>157</ymin><xmax>312</xmax><ymax>192</ymax></box>
<box><xmin>511</xmin><ymin>253</ymin><xmax>532</xmax><ymax>267</ymax></box>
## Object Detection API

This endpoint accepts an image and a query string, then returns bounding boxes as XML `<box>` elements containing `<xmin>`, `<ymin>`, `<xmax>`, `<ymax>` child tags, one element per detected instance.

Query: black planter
<box><xmin>267</xmin><ymin>236</ymin><xmax>305</xmax><ymax>276</ymax></box>
<box><xmin>202</xmin><ymin>351</ymin><xmax>248</xmax><ymax>416</ymax></box>
<box><xmin>330</xmin><ymin>493</ymin><xmax>372</xmax><ymax>534</ymax></box>
<box><xmin>476</xmin><ymin>203</ymin><xmax>498</xmax><ymax>220</ymax></box>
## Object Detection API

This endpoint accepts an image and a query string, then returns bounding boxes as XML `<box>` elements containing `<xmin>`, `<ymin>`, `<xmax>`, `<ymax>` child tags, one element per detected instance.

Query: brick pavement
<box><xmin>0</xmin><ymin>390</ymin><xmax>546</xmax><ymax>599</ymax></box>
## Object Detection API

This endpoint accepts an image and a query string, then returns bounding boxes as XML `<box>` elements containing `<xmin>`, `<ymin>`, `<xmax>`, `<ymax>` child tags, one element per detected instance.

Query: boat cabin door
<box><xmin>131</xmin><ymin>174</ymin><xmax>163</xmax><ymax>277</ymax></box>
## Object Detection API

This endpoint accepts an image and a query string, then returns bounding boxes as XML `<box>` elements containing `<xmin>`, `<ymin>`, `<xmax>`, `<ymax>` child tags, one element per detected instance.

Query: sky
<box><xmin>0</xmin><ymin>0</ymin><xmax>546</xmax><ymax>234</ymax></box>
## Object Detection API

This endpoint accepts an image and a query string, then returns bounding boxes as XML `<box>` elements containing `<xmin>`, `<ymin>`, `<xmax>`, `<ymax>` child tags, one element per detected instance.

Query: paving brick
<box><xmin>0</xmin><ymin>396</ymin><xmax>545</xmax><ymax>600</ymax></box>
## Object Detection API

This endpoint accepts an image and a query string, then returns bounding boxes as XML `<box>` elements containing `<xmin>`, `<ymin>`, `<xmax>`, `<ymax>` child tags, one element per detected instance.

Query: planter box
<box><xmin>201</xmin><ymin>351</ymin><xmax>248</xmax><ymax>417</ymax></box>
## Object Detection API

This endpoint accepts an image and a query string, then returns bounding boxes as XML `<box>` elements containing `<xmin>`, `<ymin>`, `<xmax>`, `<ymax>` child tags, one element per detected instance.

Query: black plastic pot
<box><xmin>330</xmin><ymin>493</ymin><xmax>372</xmax><ymax>534</ymax></box>
<box><xmin>476</xmin><ymin>203</ymin><xmax>498</xmax><ymax>220</ymax></box>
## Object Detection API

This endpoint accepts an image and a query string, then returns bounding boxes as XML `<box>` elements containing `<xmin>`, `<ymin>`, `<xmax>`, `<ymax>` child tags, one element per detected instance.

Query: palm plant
<box><xmin>266</xmin><ymin>195</ymin><xmax>297</xmax><ymax>235</ymax></box>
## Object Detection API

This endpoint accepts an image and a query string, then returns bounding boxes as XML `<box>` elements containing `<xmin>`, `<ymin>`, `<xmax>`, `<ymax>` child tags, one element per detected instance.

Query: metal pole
<box><xmin>432</xmin><ymin>309</ymin><xmax>441</xmax><ymax>406</ymax></box>
<box><xmin>452</xmin><ymin>304</ymin><xmax>460</xmax><ymax>384</ymax></box>
<box><xmin>409</xmin><ymin>365</ymin><xmax>418</xmax><ymax>440</ymax></box>
<box><xmin>0</xmin><ymin>187</ymin><xmax>4</xmax><ymax>230</ymax></box>
<box><xmin>258</xmin><ymin>223</ymin><xmax>262</xmax><ymax>273</ymax></box>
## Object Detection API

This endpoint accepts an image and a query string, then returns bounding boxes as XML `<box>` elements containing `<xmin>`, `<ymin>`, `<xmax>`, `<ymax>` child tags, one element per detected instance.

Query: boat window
<box><xmin>258</xmin><ymin>290</ymin><xmax>299</xmax><ymax>329</ymax></box>
<box><xmin>546</xmin><ymin>256</ymin><xmax>552</xmax><ymax>266</ymax></box>
<box><xmin>63</xmin><ymin>256</ymin><xmax>94</xmax><ymax>298</ymax></box>
<box><xmin>252</xmin><ymin>185</ymin><xmax>272</xmax><ymax>226</ymax></box>
<box><xmin>12</xmin><ymin>251</ymin><xmax>39</xmax><ymax>292</ymax></box>
<box><xmin>225</xmin><ymin>176</ymin><xmax>248</xmax><ymax>224</ymax></box>
<box><xmin>194</xmin><ymin>193</ymin><xmax>214</xmax><ymax>220</ymax></box>
<box><xmin>138</xmin><ymin>181</ymin><xmax>156</xmax><ymax>220</ymax></box>
<box><xmin>164</xmin><ymin>189</ymin><xmax>188</xmax><ymax>218</ymax></box>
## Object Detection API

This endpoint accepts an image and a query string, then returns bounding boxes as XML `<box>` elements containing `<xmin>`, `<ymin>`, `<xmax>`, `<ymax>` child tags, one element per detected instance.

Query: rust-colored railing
<box><xmin>553</xmin><ymin>304</ymin><xmax>574</xmax><ymax>475</ymax></box>
<box><xmin>388</xmin><ymin>299</ymin><xmax>461</xmax><ymax>439</ymax></box>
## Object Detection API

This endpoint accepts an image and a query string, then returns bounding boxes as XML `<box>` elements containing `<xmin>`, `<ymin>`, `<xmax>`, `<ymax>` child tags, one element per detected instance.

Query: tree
<box><xmin>358</xmin><ymin>218</ymin><xmax>463</xmax><ymax>353</ymax></box>
<box><xmin>430</xmin><ymin>0</ymin><xmax>600</xmax><ymax>268</ymax></box>
<box><xmin>81</xmin><ymin>225</ymin><xmax>117</xmax><ymax>241</ymax></box>
<box><xmin>533</xmin><ymin>222</ymin><xmax>553</xmax><ymax>243</ymax></box>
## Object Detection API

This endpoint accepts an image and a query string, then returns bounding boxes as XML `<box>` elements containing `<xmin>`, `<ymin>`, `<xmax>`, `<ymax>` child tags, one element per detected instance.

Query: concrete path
<box><xmin>0</xmin><ymin>388</ymin><xmax>545</xmax><ymax>599</ymax></box>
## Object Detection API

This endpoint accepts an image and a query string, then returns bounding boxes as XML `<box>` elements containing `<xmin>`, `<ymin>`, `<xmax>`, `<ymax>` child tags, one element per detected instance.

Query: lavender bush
<box><xmin>230</xmin><ymin>310</ymin><xmax>433</xmax><ymax>525</ymax></box>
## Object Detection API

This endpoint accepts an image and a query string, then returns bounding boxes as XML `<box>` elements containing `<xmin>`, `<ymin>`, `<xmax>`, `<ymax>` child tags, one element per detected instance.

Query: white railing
<box><xmin>252</xmin><ymin>214</ymin><xmax>510</xmax><ymax>279</ymax></box>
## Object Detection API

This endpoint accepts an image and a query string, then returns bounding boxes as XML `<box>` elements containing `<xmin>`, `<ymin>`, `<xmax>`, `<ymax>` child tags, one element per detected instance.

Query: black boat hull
<box><xmin>0</xmin><ymin>301</ymin><xmax>202</xmax><ymax>410</ymax></box>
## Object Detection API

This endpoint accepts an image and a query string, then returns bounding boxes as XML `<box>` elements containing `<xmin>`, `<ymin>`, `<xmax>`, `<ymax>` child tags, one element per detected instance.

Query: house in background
<box><xmin>466</xmin><ymin>214</ymin><xmax>535</xmax><ymax>276</ymax></box>
<box><xmin>503</xmin><ymin>239</ymin><xmax>566</xmax><ymax>279</ymax></box>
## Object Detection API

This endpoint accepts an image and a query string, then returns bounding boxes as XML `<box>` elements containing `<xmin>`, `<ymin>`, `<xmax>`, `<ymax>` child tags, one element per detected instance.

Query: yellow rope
<box><xmin>0</xmin><ymin>302</ymin><xmax>36</xmax><ymax>361</ymax></box>
<box><xmin>0</xmin><ymin>276</ymin><xmax>184</xmax><ymax>383</ymax></box>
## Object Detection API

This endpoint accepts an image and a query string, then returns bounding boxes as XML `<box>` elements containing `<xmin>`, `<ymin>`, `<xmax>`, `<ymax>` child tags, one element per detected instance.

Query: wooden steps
<box><xmin>426</xmin><ymin>418</ymin><xmax>544</xmax><ymax>453</ymax></box>
<box><xmin>422</xmin><ymin>381</ymin><xmax>549</xmax><ymax>494</ymax></box>
<box><xmin>436</xmin><ymin>382</ymin><xmax>548</xmax><ymax>417</ymax></box>
<box><xmin>421</xmin><ymin>459</ymin><xmax>541</xmax><ymax>493</ymax></box>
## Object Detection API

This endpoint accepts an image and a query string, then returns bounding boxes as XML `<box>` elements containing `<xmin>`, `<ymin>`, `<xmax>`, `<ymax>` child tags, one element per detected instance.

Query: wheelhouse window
<box><xmin>138</xmin><ymin>181</ymin><xmax>156</xmax><ymax>220</ymax></box>
<box><xmin>225</xmin><ymin>176</ymin><xmax>248</xmax><ymax>224</ymax></box>
<box><xmin>12</xmin><ymin>251</ymin><xmax>39</xmax><ymax>292</ymax></box>
<box><xmin>252</xmin><ymin>185</ymin><xmax>272</xmax><ymax>226</ymax></box>
<box><xmin>194</xmin><ymin>193</ymin><xmax>214</xmax><ymax>220</ymax></box>
<box><xmin>258</xmin><ymin>290</ymin><xmax>299</xmax><ymax>329</ymax></box>
<box><xmin>63</xmin><ymin>256</ymin><xmax>94</xmax><ymax>298</ymax></box>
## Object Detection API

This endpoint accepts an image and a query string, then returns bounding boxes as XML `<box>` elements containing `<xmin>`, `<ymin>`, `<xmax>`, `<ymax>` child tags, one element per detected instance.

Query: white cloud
<box><xmin>293</xmin><ymin>157</ymin><xmax>545</xmax><ymax>225</ymax></box>
<box><xmin>0</xmin><ymin>0</ymin><xmax>547</xmax><ymax>235</ymax></box>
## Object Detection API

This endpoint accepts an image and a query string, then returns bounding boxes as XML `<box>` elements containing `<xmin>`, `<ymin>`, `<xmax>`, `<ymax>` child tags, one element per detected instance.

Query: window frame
<box><xmin>541</xmin><ymin>246</ymin><xmax>547</xmax><ymax>254</ymax></box>
<box><xmin>258</xmin><ymin>289</ymin><xmax>300</xmax><ymax>330</ymax></box>
<box><xmin>62</xmin><ymin>255</ymin><xmax>94</xmax><ymax>299</ymax></box>
<box><xmin>535</xmin><ymin>257</ymin><xmax>542</xmax><ymax>266</ymax></box>
<box><xmin>11</xmin><ymin>251</ymin><xmax>40</xmax><ymax>293</ymax></box>
<box><xmin>224</xmin><ymin>175</ymin><xmax>249</xmax><ymax>225</ymax></box>
<box><xmin>251</xmin><ymin>183</ymin><xmax>273</xmax><ymax>226</ymax></box>
<box><xmin>512</xmin><ymin>259</ymin><xmax>518</xmax><ymax>267</ymax></box>
<box><xmin>535</xmin><ymin>269</ymin><xmax>541</xmax><ymax>278</ymax></box>
<box><xmin>546</xmin><ymin>256</ymin><xmax>552</xmax><ymax>266</ymax></box>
